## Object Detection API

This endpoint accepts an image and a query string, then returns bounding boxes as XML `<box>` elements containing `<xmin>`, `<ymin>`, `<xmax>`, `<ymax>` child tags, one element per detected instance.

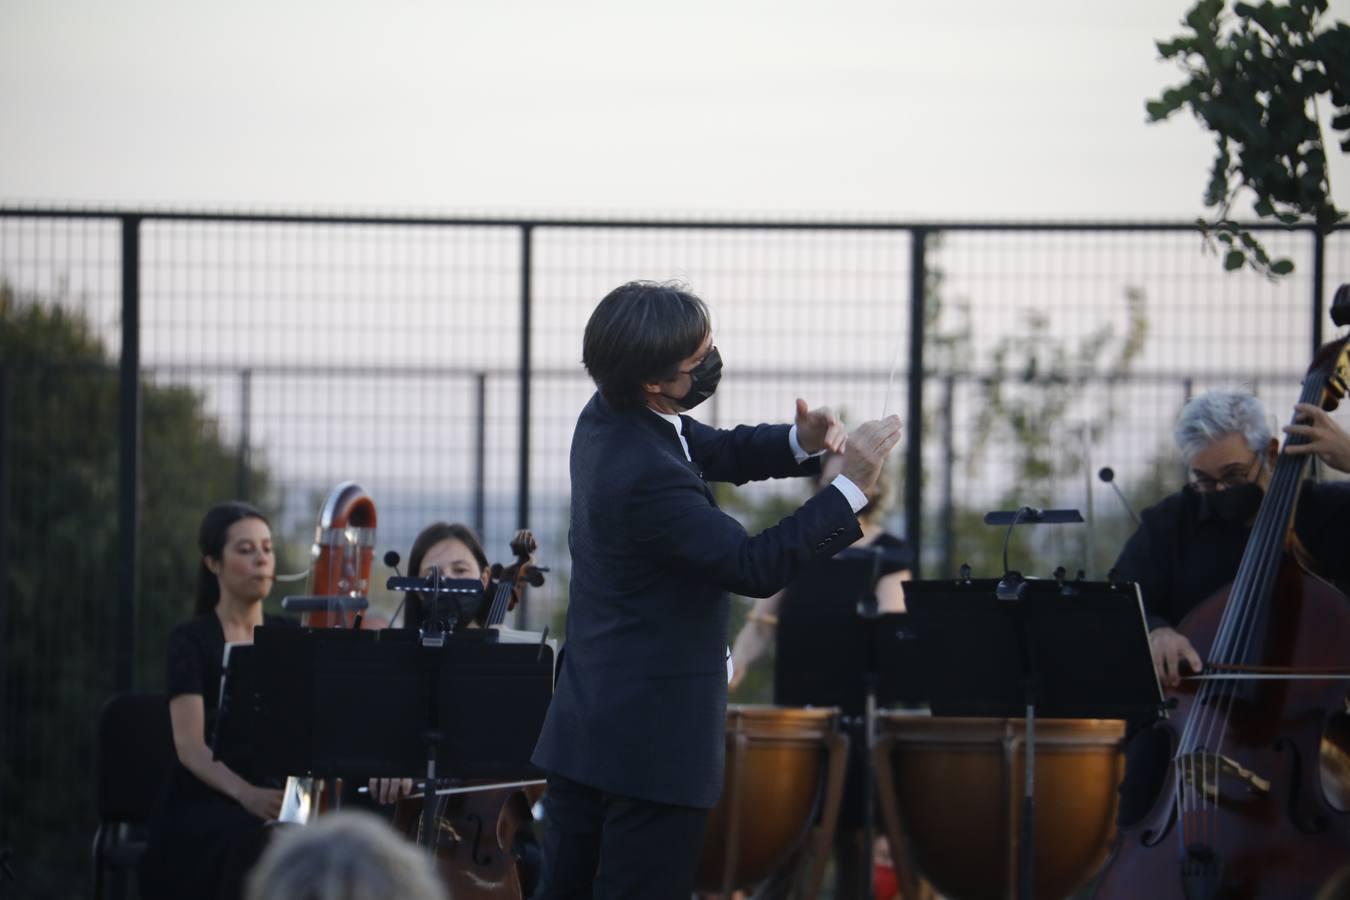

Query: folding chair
<box><xmin>91</xmin><ymin>692</ymin><xmax>175</xmax><ymax>900</ymax></box>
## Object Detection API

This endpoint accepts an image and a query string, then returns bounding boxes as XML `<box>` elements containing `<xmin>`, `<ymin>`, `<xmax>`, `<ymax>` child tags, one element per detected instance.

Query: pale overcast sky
<box><xmin>1</xmin><ymin>0</ymin><xmax>1347</xmax><ymax>219</ymax></box>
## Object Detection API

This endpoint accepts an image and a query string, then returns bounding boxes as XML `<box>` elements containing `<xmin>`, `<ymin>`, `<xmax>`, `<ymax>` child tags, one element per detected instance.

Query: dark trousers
<box><xmin>533</xmin><ymin>772</ymin><xmax>710</xmax><ymax>900</ymax></box>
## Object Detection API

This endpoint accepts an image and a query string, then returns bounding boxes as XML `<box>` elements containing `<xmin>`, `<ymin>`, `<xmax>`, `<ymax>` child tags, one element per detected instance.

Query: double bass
<box><xmin>1094</xmin><ymin>306</ymin><xmax>1350</xmax><ymax>898</ymax></box>
<box><xmin>392</xmin><ymin>529</ymin><xmax>546</xmax><ymax>900</ymax></box>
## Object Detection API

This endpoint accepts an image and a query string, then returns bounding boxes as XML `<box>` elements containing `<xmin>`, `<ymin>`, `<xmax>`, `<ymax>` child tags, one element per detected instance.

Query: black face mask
<box><xmin>670</xmin><ymin>346</ymin><xmax>723</xmax><ymax>411</ymax></box>
<box><xmin>1200</xmin><ymin>481</ymin><xmax>1265</xmax><ymax>524</ymax></box>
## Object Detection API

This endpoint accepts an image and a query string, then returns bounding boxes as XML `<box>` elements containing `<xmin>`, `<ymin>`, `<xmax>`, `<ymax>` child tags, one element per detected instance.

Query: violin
<box><xmin>392</xmin><ymin>529</ymin><xmax>546</xmax><ymax>900</ymax></box>
<box><xmin>1094</xmin><ymin>292</ymin><xmax>1350</xmax><ymax>899</ymax></box>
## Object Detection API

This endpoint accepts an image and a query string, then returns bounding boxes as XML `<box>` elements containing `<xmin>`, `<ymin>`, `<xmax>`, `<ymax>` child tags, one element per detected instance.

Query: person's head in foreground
<box><xmin>245</xmin><ymin>811</ymin><xmax>444</xmax><ymax>900</ymax></box>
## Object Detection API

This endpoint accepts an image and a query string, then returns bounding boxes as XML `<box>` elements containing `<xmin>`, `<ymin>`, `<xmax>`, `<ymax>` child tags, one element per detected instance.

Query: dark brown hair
<box><xmin>195</xmin><ymin>501</ymin><xmax>270</xmax><ymax>616</ymax></box>
<box><xmin>404</xmin><ymin>522</ymin><xmax>489</xmax><ymax>629</ymax></box>
<box><xmin>582</xmin><ymin>280</ymin><xmax>710</xmax><ymax>409</ymax></box>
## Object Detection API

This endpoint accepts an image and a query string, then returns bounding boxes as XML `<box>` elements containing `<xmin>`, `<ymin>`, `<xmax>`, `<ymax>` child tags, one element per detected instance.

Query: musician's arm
<box><xmin>876</xmin><ymin>569</ymin><xmax>910</xmax><ymax>613</ymax></box>
<box><xmin>167</xmin><ymin>693</ymin><xmax>281</xmax><ymax>820</ymax></box>
<box><xmin>729</xmin><ymin>591</ymin><xmax>783</xmax><ymax>690</ymax></box>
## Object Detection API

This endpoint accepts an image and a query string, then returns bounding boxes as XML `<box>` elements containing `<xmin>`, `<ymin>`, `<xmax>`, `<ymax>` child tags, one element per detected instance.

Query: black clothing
<box><xmin>532</xmin><ymin>394</ymin><xmax>860</xmax><ymax>810</ymax></box>
<box><xmin>1113</xmin><ymin>480</ymin><xmax>1350</xmax><ymax>630</ymax></box>
<box><xmin>775</xmin><ymin>532</ymin><xmax>911</xmax><ymax>830</ymax></box>
<box><xmin>533</xmin><ymin>773</ymin><xmax>710</xmax><ymax>900</ymax></box>
<box><xmin>140</xmin><ymin>613</ymin><xmax>293</xmax><ymax>900</ymax></box>
<box><xmin>531</xmin><ymin>393</ymin><xmax>861</xmax><ymax>894</ymax></box>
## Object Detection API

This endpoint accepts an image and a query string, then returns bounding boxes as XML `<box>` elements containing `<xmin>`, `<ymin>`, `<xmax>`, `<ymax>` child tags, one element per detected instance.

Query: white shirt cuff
<box><xmin>788</xmin><ymin>424</ymin><xmax>826</xmax><ymax>464</ymax></box>
<box><xmin>831</xmin><ymin>474</ymin><xmax>868</xmax><ymax>513</ymax></box>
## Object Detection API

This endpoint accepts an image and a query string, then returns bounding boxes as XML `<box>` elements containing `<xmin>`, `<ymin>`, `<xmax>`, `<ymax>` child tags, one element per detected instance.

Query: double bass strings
<box><xmin>1180</xmin><ymin>373</ymin><xmax>1326</xmax><ymax>849</ymax></box>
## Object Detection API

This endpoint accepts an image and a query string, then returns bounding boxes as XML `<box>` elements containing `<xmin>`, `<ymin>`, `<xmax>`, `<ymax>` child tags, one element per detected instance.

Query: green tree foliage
<box><xmin>0</xmin><ymin>282</ymin><xmax>278</xmax><ymax>897</ymax></box>
<box><xmin>959</xmin><ymin>288</ymin><xmax>1151</xmax><ymax>577</ymax></box>
<box><xmin>1149</xmin><ymin>0</ymin><xmax>1350</xmax><ymax>275</ymax></box>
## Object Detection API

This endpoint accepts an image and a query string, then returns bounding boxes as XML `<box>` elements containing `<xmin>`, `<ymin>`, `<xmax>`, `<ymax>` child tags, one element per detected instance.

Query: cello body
<box><xmin>391</xmin><ymin>786</ymin><xmax>534</xmax><ymax>899</ymax></box>
<box><xmin>1094</xmin><ymin>559</ymin><xmax>1350</xmax><ymax>899</ymax></box>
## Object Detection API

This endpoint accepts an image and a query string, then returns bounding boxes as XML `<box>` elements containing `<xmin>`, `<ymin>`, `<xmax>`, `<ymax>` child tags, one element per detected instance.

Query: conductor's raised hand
<box><xmin>839</xmin><ymin>416</ymin><xmax>902</xmax><ymax>493</ymax></box>
<box><xmin>795</xmin><ymin>398</ymin><xmax>847</xmax><ymax>455</ymax></box>
<box><xmin>1283</xmin><ymin>402</ymin><xmax>1350</xmax><ymax>473</ymax></box>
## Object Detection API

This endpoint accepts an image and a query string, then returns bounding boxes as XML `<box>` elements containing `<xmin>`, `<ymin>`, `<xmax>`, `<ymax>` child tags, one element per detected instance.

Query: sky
<box><xmin>2</xmin><ymin>0</ymin><xmax>1347</xmax><ymax>219</ymax></box>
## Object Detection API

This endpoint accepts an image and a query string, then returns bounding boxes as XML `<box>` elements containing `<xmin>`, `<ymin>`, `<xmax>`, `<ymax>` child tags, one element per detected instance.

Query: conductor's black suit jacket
<box><xmin>531</xmin><ymin>392</ymin><xmax>863</xmax><ymax>809</ymax></box>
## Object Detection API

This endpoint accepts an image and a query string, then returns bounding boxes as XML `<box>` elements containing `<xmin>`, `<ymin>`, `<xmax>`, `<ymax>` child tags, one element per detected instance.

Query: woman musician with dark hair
<box><xmin>371</xmin><ymin>519</ymin><xmax>544</xmax><ymax>898</ymax></box>
<box><xmin>140</xmin><ymin>502</ymin><xmax>297</xmax><ymax>900</ymax></box>
<box><xmin>402</xmin><ymin>521</ymin><xmax>495</xmax><ymax>631</ymax></box>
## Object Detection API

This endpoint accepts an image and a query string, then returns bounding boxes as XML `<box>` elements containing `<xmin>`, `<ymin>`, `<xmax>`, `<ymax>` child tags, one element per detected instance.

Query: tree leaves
<box><xmin>1148</xmin><ymin>0</ymin><xmax>1349</xmax><ymax>278</ymax></box>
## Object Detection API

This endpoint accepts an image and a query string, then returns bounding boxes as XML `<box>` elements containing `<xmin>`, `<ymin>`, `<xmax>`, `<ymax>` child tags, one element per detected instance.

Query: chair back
<box><xmin>95</xmin><ymin>692</ymin><xmax>175</xmax><ymax>824</ymax></box>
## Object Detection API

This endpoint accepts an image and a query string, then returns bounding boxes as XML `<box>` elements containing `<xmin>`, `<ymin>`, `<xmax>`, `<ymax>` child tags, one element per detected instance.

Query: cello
<box><xmin>391</xmin><ymin>529</ymin><xmax>546</xmax><ymax>899</ymax></box>
<box><xmin>1094</xmin><ymin>306</ymin><xmax>1350</xmax><ymax>899</ymax></box>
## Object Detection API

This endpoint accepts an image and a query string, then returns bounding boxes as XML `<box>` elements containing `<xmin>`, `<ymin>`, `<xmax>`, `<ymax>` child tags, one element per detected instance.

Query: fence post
<box><xmin>939</xmin><ymin>374</ymin><xmax>955</xmax><ymax>578</ymax></box>
<box><xmin>906</xmin><ymin>229</ymin><xmax>928</xmax><ymax>577</ymax></box>
<box><xmin>517</xmin><ymin>225</ymin><xmax>533</xmax><ymax>628</ymax></box>
<box><xmin>117</xmin><ymin>216</ymin><xmax>141</xmax><ymax>693</ymax></box>
<box><xmin>474</xmin><ymin>371</ymin><xmax>487</xmax><ymax>539</ymax></box>
<box><xmin>0</xmin><ymin>365</ymin><xmax>9</xmax><ymax>767</ymax></box>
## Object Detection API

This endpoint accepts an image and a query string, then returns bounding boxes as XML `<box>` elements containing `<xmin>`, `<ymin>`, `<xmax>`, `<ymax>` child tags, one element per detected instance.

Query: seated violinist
<box><xmin>1112</xmin><ymin>388</ymin><xmax>1350</xmax><ymax>824</ymax></box>
<box><xmin>140</xmin><ymin>502</ymin><xmax>297</xmax><ymax>900</ymax></box>
<box><xmin>368</xmin><ymin>521</ymin><xmax>498</xmax><ymax>806</ymax></box>
<box><xmin>401</xmin><ymin>520</ymin><xmax>500</xmax><ymax>632</ymax></box>
<box><xmin>366</xmin><ymin>520</ymin><xmax>542</xmax><ymax>895</ymax></box>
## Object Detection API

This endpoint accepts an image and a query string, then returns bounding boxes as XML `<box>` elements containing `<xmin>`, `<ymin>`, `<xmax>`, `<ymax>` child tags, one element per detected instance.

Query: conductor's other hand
<box><xmin>1148</xmin><ymin>626</ymin><xmax>1203</xmax><ymax>690</ymax></box>
<box><xmin>840</xmin><ymin>416</ymin><xmax>902</xmax><ymax>493</ymax></box>
<box><xmin>240</xmin><ymin>785</ymin><xmax>284</xmax><ymax>821</ymax></box>
<box><xmin>795</xmin><ymin>398</ymin><xmax>846</xmax><ymax>454</ymax></box>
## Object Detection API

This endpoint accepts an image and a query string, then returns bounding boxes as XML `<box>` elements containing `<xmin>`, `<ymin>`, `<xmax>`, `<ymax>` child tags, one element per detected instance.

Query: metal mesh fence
<box><xmin>0</xmin><ymin>208</ymin><xmax>1344</xmax><ymax>896</ymax></box>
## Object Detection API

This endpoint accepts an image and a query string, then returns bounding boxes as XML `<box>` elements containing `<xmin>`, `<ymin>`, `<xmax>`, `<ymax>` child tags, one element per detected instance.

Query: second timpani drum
<box><xmin>873</xmin><ymin>712</ymin><xmax>1125</xmax><ymax>900</ymax></box>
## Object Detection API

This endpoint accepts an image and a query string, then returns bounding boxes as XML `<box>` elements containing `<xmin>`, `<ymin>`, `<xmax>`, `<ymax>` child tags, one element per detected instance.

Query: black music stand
<box><xmin>214</xmin><ymin>643</ymin><xmax>267</xmax><ymax>781</ymax></box>
<box><xmin>774</xmin><ymin>543</ymin><xmax>918</xmax><ymax>900</ymax></box>
<box><xmin>904</xmin><ymin>575</ymin><xmax>1162</xmax><ymax>900</ymax></box>
<box><xmin>239</xmin><ymin>625</ymin><xmax>553</xmax><ymax>848</ymax></box>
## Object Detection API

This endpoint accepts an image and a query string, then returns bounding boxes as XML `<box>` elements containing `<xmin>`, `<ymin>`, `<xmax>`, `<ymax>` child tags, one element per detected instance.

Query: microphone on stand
<box><xmin>383</xmin><ymin>551</ymin><xmax>407</xmax><ymax>627</ymax></box>
<box><xmin>1098</xmin><ymin>467</ymin><xmax>1139</xmax><ymax>526</ymax></box>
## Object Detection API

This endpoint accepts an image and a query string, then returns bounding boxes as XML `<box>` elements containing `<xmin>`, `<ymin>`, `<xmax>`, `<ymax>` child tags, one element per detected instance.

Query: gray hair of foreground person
<box><xmin>245</xmin><ymin>811</ymin><xmax>445</xmax><ymax>900</ymax></box>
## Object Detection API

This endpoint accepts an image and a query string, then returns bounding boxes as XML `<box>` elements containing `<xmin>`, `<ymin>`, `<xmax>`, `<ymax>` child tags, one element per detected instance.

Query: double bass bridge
<box><xmin>1180</xmin><ymin>751</ymin><xmax>1271</xmax><ymax>802</ymax></box>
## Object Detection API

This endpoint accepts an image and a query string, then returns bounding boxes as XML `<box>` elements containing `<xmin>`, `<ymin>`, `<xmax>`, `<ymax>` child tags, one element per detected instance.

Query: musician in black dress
<box><xmin>140</xmin><ymin>502</ymin><xmax>294</xmax><ymax>900</ymax></box>
<box><xmin>730</xmin><ymin>452</ymin><xmax>912</xmax><ymax>897</ymax></box>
